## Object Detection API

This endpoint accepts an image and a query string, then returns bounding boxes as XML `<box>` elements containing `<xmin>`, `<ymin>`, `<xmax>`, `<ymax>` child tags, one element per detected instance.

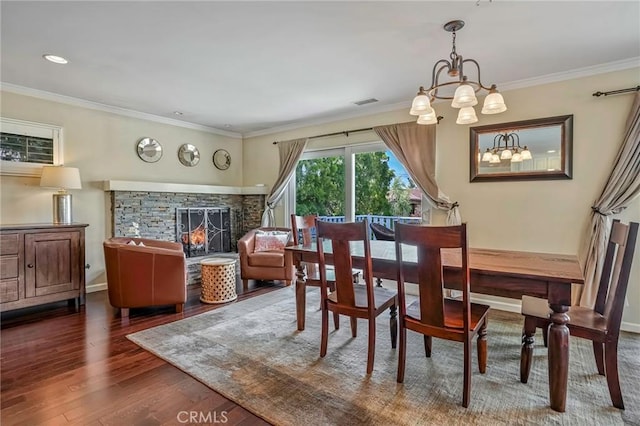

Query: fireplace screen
<box><xmin>176</xmin><ymin>207</ymin><xmax>231</xmax><ymax>257</ymax></box>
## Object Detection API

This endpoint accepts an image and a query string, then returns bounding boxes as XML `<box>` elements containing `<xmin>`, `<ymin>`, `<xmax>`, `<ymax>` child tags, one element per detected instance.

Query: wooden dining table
<box><xmin>285</xmin><ymin>240</ymin><xmax>584</xmax><ymax>413</ymax></box>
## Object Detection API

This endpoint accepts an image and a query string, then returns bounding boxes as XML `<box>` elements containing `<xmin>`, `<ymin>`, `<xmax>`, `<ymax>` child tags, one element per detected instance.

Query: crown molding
<box><xmin>499</xmin><ymin>57</ymin><xmax>640</xmax><ymax>92</ymax></box>
<box><xmin>242</xmin><ymin>99</ymin><xmax>411</xmax><ymax>139</ymax></box>
<box><xmin>0</xmin><ymin>82</ymin><xmax>243</xmax><ymax>139</ymax></box>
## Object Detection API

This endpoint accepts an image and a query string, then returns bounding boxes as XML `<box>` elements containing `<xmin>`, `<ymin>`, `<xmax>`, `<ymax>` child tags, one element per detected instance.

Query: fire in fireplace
<box><xmin>176</xmin><ymin>207</ymin><xmax>231</xmax><ymax>257</ymax></box>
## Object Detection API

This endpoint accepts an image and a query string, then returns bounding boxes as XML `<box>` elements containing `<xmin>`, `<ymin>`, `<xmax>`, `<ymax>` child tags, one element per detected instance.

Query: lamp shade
<box><xmin>409</xmin><ymin>93</ymin><xmax>433</xmax><ymax>116</ymax></box>
<box><xmin>451</xmin><ymin>82</ymin><xmax>478</xmax><ymax>108</ymax></box>
<box><xmin>40</xmin><ymin>166</ymin><xmax>82</xmax><ymax>190</ymax></box>
<box><xmin>416</xmin><ymin>109</ymin><xmax>438</xmax><ymax>125</ymax></box>
<box><xmin>456</xmin><ymin>107</ymin><xmax>478</xmax><ymax>125</ymax></box>
<box><xmin>481</xmin><ymin>91</ymin><xmax>507</xmax><ymax>114</ymax></box>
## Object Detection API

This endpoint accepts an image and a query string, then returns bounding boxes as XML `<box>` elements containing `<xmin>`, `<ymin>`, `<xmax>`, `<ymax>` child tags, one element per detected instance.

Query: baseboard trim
<box><xmin>86</xmin><ymin>282</ymin><xmax>107</xmax><ymax>293</ymax></box>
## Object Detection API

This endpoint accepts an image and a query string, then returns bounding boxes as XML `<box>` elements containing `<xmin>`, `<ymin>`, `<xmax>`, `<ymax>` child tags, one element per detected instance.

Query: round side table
<box><xmin>200</xmin><ymin>258</ymin><xmax>238</xmax><ymax>304</ymax></box>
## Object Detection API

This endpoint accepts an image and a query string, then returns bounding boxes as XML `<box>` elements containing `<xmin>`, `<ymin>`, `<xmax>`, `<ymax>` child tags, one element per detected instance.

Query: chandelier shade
<box><xmin>456</xmin><ymin>107</ymin><xmax>478</xmax><ymax>125</ymax></box>
<box><xmin>481</xmin><ymin>132</ymin><xmax>532</xmax><ymax>164</ymax></box>
<box><xmin>410</xmin><ymin>20</ymin><xmax>507</xmax><ymax>125</ymax></box>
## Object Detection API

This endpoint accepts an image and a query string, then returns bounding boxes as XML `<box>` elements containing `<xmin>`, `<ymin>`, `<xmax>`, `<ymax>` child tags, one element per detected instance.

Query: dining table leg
<box><xmin>295</xmin><ymin>259</ymin><xmax>307</xmax><ymax>331</ymax></box>
<box><xmin>547</xmin><ymin>283</ymin><xmax>571</xmax><ymax>412</ymax></box>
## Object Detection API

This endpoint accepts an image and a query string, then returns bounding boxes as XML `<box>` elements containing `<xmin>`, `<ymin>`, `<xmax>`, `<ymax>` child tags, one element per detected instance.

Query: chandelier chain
<box><xmin>450</xmin><ymin>30</ymin><xmax>458</xmax><ymax>61</ymax></box>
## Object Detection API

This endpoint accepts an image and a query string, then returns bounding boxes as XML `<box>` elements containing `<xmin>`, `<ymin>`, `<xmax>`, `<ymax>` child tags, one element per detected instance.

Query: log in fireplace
<box><xmin>176</xmin><ymin>207</ymin><xmax>231</xmax><ymax>257</ymax></box>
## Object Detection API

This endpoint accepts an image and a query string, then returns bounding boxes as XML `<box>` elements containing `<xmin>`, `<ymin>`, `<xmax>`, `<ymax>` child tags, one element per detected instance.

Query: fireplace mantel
<box><xmin>103</xmin><ymin>180</ymin><xmax>269</xmax><ymax>195</ymax></box>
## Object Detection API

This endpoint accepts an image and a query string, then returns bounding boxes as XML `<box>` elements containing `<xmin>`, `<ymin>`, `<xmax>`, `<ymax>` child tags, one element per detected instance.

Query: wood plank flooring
<box><xmin>1</xmin><ymin>280</ymin><xmax>282</xmax><ymax>426</ymax></box>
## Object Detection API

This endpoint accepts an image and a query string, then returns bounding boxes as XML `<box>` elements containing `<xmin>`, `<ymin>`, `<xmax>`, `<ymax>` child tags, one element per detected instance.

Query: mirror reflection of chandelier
<box><xmin>409</xmin><ymin>20</ymin><xmax>507</xmax><ymax>125</ymax></box>
<box><xmin>481</xmin><ymin>132</ymin><xmax>533</xmax><ymax>163</ymax></box>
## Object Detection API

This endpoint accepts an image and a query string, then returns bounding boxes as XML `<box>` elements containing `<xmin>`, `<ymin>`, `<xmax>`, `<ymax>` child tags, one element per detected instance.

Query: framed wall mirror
<box><xmin>470</xmin><ymin>115</ymin><xmax>573</xmax><ymax>182</ymax></box>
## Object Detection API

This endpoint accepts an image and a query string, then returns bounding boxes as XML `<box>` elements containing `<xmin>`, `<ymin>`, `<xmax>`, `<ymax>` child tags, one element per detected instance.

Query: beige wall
<box><xmin>0</xmin><ymin>91</ymin><xmax>243</xmax><ymax>288</ymax></box>
<box><xmin>243</xmin><ymin>68</ymin><xmax>640</xmax><ymax>329</ymax></box>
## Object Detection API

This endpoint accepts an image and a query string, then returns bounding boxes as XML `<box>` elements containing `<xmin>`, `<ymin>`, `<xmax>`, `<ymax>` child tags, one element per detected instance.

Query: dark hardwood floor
<box><xmin>1</xmin><ymin>280</ymin><xmax>283</xmax><ymax>426</ymax></box>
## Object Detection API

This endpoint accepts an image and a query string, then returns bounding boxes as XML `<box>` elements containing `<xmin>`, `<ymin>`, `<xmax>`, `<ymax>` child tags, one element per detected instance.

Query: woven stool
<box><xmin>200</xmin><ymin>258</ymin><xmax>238</xmax><ymax>304</ymax></box>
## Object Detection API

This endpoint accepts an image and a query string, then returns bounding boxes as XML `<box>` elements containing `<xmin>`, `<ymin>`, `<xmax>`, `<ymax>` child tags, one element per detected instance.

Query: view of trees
<box><xmin>295</xmin><ymin>151</ymin><xmax>415</xmax><ymax>217</ymax></box>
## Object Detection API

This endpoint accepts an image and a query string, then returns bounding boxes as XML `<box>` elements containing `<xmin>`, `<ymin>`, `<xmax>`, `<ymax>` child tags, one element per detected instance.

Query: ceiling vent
<box><xmin>353</xmin><ymin>98</ymin><xmax>378</xmax><ymax>106</ymax></box>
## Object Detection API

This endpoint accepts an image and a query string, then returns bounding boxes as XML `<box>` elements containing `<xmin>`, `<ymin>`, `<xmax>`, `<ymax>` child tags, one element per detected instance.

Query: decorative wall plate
<box><xmin>178</xmin><ymin>143</ymin><xmax>200</xmax><ymax>167</ymax></box>
<box><xmin>136</xmin><ymin>137</ymin><xmax>163</xmax><ymax>163</ymax></box>
<box><xmin>213</xmin><ymin>149</ymin><xmax>231</xmax><ymax>170</ymax></box>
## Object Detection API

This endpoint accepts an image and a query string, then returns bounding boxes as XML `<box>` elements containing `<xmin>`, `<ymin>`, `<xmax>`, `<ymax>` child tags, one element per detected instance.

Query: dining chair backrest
<box><xmin>595</xmin><ymin>219</ymin><xmax>638</xmax><ymax>337</ymax></box>
<box><xmin>291</xmin><ymin>214</ymin><xmax>317</xmax><ymax>246</ymax></box>
<box><xmin>394</xmin><ymin>223</ymin><xmax>470</xmax><ymax>329</ymax></box>
<box><xmin>316</xmin><ymin>219</ymin><xmax>374</xmax><ymax>309</ymax></box>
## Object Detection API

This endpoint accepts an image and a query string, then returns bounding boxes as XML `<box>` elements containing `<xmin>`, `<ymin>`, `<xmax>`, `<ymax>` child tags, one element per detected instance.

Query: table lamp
<box><xmin>39</xmin><ymin>166</ymin><xmax>82</xmax><ymax>224</ymax></box>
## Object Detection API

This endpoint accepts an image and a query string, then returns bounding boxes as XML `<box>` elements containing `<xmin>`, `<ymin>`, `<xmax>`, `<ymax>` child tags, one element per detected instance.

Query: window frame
<box><xmin>0</xmin><ymin>117</ymin><xmax>64</xmax><ymax>176</ymax></box>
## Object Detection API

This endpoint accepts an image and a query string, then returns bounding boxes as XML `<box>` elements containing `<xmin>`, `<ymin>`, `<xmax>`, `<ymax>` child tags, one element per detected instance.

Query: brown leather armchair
<box><xmin>103</xmin><ymin>237</ymin><xmax>187</xmax><ymax>317</ymax></box>
<box><xmin>238</xmin><ymin>227</ymin><xmax>294</xmax><ymax>290</ymax></box>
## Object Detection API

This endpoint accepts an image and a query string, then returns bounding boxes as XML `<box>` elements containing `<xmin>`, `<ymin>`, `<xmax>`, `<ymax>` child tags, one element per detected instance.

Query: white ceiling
<box><xmin>1</xmin><ymin>1</ymin><xmax>639</xmax><ymax>137</ymax></box>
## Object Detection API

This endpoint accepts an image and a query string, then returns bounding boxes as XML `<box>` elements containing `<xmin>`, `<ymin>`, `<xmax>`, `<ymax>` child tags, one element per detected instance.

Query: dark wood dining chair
<box><xmin>394</xmin><ymin>223</ymin><xmax>490</xmax><ymax>408</ymax></box>
<box><xmin>316</xmin><ymin>219</ymin><xmax>398</xmax><ymax>374</ymax></box>
<box><xmin>291</xmin><ymin>214</ymin><xmax>341</xmax><ymax>329</ymax></box>
<box><xmin>520</xmin><ymin>219</ymin><xmax>638</xmax><ymax>410</ymax></box>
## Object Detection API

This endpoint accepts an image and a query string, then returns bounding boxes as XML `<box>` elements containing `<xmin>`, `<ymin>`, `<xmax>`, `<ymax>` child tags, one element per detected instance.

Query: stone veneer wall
<box><xmin>109</xmin><ymin>191</ymin><xmax>265</xmax><ymax>284</ymax></box>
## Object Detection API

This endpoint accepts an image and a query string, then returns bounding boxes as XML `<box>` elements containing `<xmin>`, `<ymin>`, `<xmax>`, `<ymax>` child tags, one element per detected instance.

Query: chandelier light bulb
<box><xmin>500</xmin><ymin>149</ymin><xmax>512</xmax><ymax>160</ymax></box>
<box><xmin>481</xmin><ymin>85</ymin><xmax>507</xmax><ymax>114</ymax></box>
<box><xmin>451</xmin><ymin>78</ymin><xmax>478</xmax><ymax>108</ymax></box>
<box><xmin>456</xmin><ymin>106</ymin><xmax>478</xmax><ymax>125</ymax></box>
<box><xmin>417</xmin><ymin>109</ymin><xmax>438</xmax><ymax>125</ymax></box>
<box><xmin>409</xmin><ymin>88</ymin><xmax>433</xmax><ymax>116</ymax></box>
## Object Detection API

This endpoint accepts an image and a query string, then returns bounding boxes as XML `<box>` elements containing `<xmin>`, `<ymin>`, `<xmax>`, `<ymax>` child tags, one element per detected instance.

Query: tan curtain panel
<box><xmin>261</xmin><ymin>138</ymin><xmax>309</xmax><ymax>227</ymax></box>
<box><xmin>374</xmin><ymin>122</ymin><xmax>461</xmax><ymax>224</ymax></box>
<box><xmin>579</xmin><ymin>92</ymin><xmax>640</xmax><ymax>307</ymax></box>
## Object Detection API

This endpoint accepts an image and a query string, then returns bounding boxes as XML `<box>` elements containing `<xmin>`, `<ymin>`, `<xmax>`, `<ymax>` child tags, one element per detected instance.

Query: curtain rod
<box><xmin>272</xmin><ymin>116</ymin><xmax>444</xmax><ymax>144</ymax></box>
<box><xmin>272</xmin><ymin>127</ymin><xmax>373</xmax><ymax>144</ymax></box>
<box><xmin>592</xmin><ymin>85</ymin><xmax>640</xmax><ymax>97</ymax></box>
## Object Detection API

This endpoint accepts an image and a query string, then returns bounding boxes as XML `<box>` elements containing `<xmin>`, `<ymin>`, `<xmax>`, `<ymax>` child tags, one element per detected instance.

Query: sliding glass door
<box><xmin>288</xmin><ymin>143</ymin><xmax>425</xmax><ymax>231</ymax></box>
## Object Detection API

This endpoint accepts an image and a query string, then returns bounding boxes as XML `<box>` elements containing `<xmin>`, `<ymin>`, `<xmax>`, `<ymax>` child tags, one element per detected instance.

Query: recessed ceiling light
<box><xmin>547</xmin><ymin>150</ymin><xmax>556</xmax><ymax>153</ymax></box>
<box><xmin>43</xmin><ymin>54</ymin><xmax>68</xmax><ymax>64</ymax></box>
<box><xmin>173</xmin><ymin>111</ymin><xmax>184</xmax><ymax>116</ymax></box>
<box><xmin>223</xmin><ymin>124</ymin><xmax>232</xmax><ymax>128</ymax></box>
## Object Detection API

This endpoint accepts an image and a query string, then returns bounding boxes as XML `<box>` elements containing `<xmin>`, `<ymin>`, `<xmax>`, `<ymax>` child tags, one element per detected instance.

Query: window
<box><xmin>0</xmin><ymin>117</ymin><xmax>63</xmax><ymax>176</ymax></box>
<box><xmin>288</xmin><ymin>142</ymin><xmax>426</xmax><ymax>233</ymax></box>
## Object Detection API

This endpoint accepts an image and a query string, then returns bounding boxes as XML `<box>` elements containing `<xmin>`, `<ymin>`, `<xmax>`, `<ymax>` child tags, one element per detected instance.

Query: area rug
<box><xmin>127</xmin><ymin>287</ymin><xmax>640</xmax><ymax>425</ymax></box>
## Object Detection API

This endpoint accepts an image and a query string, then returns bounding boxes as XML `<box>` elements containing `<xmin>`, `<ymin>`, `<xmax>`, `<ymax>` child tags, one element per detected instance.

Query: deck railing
<box><xmin>317</xmin><ymin>214</ymin><xmax>421</xmax><ymax>240</ymax></box>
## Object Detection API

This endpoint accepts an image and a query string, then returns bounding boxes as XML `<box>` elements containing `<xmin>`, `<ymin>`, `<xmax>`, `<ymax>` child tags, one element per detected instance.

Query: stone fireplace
<box><xmin>105</xmin><ymin>180</ymin><xmax>267</xmax><ymax>284</ymax></box>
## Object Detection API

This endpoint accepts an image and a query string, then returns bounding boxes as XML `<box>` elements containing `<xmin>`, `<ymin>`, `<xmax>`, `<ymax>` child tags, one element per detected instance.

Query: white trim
<box><xmin>103</xmin><ymin>180</ymin><xmax>269</xmax><ymax>195</ymax></box>
<box><xmin>244</xmin><ymin>58</ymin><xmax>640</xmax><ymax>139</ymax></box>
<box><xmin>621</xmin><ymin>321</ymin><xmax>640</xmax><ymax>334</ymax></box>
<box><xmin>244</xmin><ymin>100</ymin><xmax>410</xmax><ymax>138</ymax></box>
<box><xmin>500</xmin><ymin>57</ymin><xmax>640</xmax><ymax>92</ymax></box>
<box><xmin>0</xmin><ymin>83</ymin><xmax>243</xmax><ymax>139</ymax></box>
<box><xmin>86</xmin><ymin>282</ymin><xmax>107</xmax><ymax>293</ymax></box>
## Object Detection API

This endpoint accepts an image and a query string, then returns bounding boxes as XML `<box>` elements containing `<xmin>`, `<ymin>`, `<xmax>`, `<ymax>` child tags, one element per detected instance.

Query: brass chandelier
<box><xmin>410</xmin><ymin>20</ymin><xmax>507</xmax><ymax>125</ymax></box>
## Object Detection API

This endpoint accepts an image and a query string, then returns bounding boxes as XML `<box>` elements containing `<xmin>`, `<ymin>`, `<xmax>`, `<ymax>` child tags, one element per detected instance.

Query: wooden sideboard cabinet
<box><xmin>0</xmin><ymin>223</ymin><xmax>89</xmax><ymax>313</ymax></box>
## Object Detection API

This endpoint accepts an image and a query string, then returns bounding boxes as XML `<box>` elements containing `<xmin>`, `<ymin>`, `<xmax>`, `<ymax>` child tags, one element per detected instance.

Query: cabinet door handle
<box><xmin>27</xmin><ymin>264</ymin><xmax>34</xmax><ymax>268</ymax></box>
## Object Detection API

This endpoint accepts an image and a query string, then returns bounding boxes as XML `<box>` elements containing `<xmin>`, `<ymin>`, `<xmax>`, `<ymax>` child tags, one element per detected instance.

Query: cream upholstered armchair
<box><xmin>103</xmin><ymin>237</ymin><xmax>187</xmax><ymax>317</ymax></box>
<box><xmin>238</xmin><ymin>227</ymin><xmax>294</xmax><ymax>290</ymax></box>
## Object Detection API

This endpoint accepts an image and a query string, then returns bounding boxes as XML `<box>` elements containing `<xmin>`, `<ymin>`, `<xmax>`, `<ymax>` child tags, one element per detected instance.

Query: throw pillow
<box><xmin>254</xmin><ymin>231</ymin><xmax>290</xmax><ymax>252</ymax></box>
<box><xmin>127</xmin><ymin>240</ymin><xmax>137</xmax><ymax>246</ymax></box>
